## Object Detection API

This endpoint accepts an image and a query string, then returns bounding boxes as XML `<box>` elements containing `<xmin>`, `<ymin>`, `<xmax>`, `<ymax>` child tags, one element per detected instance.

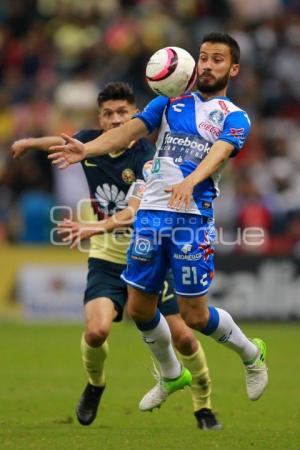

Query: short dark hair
<box><xmin>97</xmin><ymin>82</ymin><xmax>136</xmax><ymax>107</ymax></box>
<box><xmin>200</xmin><ymin>32</ymin><xmax>240</xmax><ymax>64</ymax></box>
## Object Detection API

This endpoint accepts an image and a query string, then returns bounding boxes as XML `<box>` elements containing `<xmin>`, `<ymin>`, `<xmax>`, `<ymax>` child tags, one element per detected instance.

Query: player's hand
<box><xmin>57</xmin><ymin>219</ymin><xmax>97</xmax><ymax>249</ymax></box>
<box><xmin>48</xmin><ymin>133</ymin><xmax>87</xmax><ymax>169</ymax></box>
<box><xmin>11</xmin><ymin>139</ymin><xmax>31</xmax><ymax>159</ymax></box>
<box><xmin>165</xmin><ymin>177</ymin><xmax>195</xmax><ymax>211</ymax></box>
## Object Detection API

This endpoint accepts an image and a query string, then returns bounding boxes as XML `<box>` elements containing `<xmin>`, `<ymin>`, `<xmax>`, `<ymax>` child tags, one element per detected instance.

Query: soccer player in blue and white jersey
<box><xmin>12</xmin><ymin>82</ymin><xmax>221</xmax><ymax>429</ymax></box>
<box><xmin>49</xmin><ymin>33</ymin><xmax>268</xmax><ymax>411</ymax></box>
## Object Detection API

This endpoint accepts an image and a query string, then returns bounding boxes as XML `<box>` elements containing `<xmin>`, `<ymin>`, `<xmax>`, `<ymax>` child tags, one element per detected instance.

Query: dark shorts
<box><xmin>158</xmin><ymin>273</ymin><xmax>180</xmax><ymax>316</ymax></box>
<box><xmin>84</xmin><ymin>258</ymin><xmax>179</xmax><ymax>321</ymax></box>
<box><xmin>84</xmin><ymin>258</ymin><xmax>126</xmax><ymax>322</ymax></box>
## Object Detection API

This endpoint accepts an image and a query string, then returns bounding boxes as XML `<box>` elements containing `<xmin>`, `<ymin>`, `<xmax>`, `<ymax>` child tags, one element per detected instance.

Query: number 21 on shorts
<box><xmin>182</xmin><ymin>266</ymin><xmax>208</xmax><ymax>286</ymax></box>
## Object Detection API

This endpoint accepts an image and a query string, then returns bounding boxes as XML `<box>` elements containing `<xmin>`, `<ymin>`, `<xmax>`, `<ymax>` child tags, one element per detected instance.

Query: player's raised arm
<box><xmin>11</xmin><ymin>136</ymin><xmax>65</xmax><ymax>159</ymax></box>
<box><xmin>48</xmin><ymin>118</ymin><xmax>148</xmax><ymax>169</ymax></box>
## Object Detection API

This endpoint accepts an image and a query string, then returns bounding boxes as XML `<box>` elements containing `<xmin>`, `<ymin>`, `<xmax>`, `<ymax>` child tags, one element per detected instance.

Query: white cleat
<box><xmin>139</xmin><ymin>368</ymin><xmax>192</xmax><ymax>412</ymax></box>
<box><xmin>245</xmin><ymin>338</ymin><xmax>268</xmax><ymax>401</ymax></box>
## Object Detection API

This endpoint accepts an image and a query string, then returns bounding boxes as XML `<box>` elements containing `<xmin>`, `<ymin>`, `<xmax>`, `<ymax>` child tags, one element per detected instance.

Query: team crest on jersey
<box><xmin>208</xmin><ymin>110</ymin><xmax>225</xmax><ymax>126</ymax></box>
<box><xmin>122</xmin><ymin>168</ymin><xmax>136</xmax><ymax>185</ymax></box>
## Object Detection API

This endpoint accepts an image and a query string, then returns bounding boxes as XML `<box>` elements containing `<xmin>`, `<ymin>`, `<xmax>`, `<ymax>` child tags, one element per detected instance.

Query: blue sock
<box><xmin>201</xmin><ymin>306</ymin><xmax>220</xmax><ymax>335</ymax></box>
<box><xmin>201</xmin><ymin>306</ymin><xmax>257</xmax><ymax>362</ymax></box>
<box><xmin>135</xmin><ymin>308</ymin><xmax>161</xmax><ymax>331</ymax></box>
<box><xmin>136</xmin><ymin>309</ymin><xmax>181</xmax><ymax>378</ymax></box>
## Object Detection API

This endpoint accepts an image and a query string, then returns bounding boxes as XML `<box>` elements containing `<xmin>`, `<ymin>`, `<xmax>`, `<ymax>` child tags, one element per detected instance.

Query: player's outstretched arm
<box><xmin>58</xmin><ymin>197</ymin><xmax>140</xmax><ymax>249</ymax></box>
<box><xmin>57</xmin><ymin>220</ymin><xmax>97</xmax><ymax>249</ymax></box>
<box><xmin>49</xmin><ymin>118</ymin><xmax>148</xmax><ymax>169</ymax></box>
<box><xmin>11</xmin><ymin>136</ymin><xmax>65</xmax><ymax>159</ymax></box>
<box><xmin>166</xmin><ymin>140</ymin><xmax>234</xmax><ymax>210</ymax></box>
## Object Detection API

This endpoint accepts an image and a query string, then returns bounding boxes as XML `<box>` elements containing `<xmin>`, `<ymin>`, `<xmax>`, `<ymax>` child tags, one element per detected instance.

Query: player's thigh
<box><xmin>177</xmin><ymin>294</ymin><xmax>209</xmax><ymax>330</ymax></box>
<box><xmin>122</xmin><ymin>210</ymin><xmax>169</xmax><ymax>295</ymax></box>
<box><xmin>127</xmin><ymin>285</ymin><xmax>158</xmax><ymax>322</ymax></box>
<box><xmin>84</xmin><ymin>297</ymin><xmax>117</xmax><ymax>335</ymax></box>
<box><xmin>157</xmin><ymin>270</ymin><xmax>179</xmax><ymax>316</ymax></box>
<box><xmin>84</xmin><ymin>258</ymin><xmax>127</xmax><ymax>322</ymax></box>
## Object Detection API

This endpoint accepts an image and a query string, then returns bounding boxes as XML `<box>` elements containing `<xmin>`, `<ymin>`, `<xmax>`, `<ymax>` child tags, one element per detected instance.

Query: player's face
<box><xmin>197</xmin><ymin>42</ymin><xmax>239</xmax><ymax>94</ymax></box>
<box><xmin>98</xmin><ymin>100</ymin><xmax>138</xmax><ymax>132</ymax></box>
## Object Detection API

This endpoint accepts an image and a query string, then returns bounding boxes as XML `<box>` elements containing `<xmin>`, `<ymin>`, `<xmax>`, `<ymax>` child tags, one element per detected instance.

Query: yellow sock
<box><xmin>178</xmin><ymin>341</ymin><xmax>212</xmax><ymax>411</ymax></box>
<box><xmin>80</xmin><ymin>333</ymin><xmax>108</xmax><ymax>387</ymax></box>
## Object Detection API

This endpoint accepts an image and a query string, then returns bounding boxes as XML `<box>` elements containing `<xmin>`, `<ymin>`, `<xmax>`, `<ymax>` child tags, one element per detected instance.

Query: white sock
<box><xmin>139</xmin><ymin>313</ymin><xmax>182</xmax><ymax>379</ymax></box>
<box><xmin>208</xmin><ymin>307</ymin><xmax>258</xmax><ymax>363</ymax></box>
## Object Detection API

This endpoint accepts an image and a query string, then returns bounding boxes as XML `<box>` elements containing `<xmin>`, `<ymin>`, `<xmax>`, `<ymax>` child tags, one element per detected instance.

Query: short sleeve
<box><xmin>218</xmin><ymin>111</ymin><xmax>251</xmax><ymax>156</ymax></box>
<box><xmin>125</xmin><ymin>179</ymin><xmax>146</xmax><ymax>202</ymax></box>
<box><xmin>134</xmin><ymin>96</ymin><xmax>169</xmax><ymax>133</ymax></box>
<box><xmin>134</xmin><ymin>139</ymin><xmax>155</xmax><ymax>180</ymax></box>
<box><xmin>126</xmin><ymin>139</ymin><xmax>155</xmax><ymax>202</ymax></box>
<box><xmin>72</xmin><ymin>129</ymin><xmax>101</xmax><ymax>143</ymax></box>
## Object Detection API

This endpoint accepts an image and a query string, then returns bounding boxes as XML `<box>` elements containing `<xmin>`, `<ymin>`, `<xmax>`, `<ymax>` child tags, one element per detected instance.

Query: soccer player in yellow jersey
<box><xmin>11</xmin><ymin>82</ymin><xmax>221</xmax><ymax>429</ymax></box>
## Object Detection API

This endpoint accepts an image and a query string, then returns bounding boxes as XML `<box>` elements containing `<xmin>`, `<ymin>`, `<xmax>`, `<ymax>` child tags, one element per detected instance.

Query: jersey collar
<box><xmin>194</xmin><ymin>91</ymin><xmax>230</xmax><ymax>102</ymax></box>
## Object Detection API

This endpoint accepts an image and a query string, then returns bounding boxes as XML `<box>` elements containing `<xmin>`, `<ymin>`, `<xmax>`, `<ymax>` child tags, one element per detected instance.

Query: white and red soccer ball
<box><xmin>146</xmin><ymin>46</ymin><xmax>197</xmax><ymax>98</ymax></box>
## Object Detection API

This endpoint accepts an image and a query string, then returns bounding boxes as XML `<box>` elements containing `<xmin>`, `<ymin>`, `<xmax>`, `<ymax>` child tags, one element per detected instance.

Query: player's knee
<box><xmin>127</xmin><ymin>305</ymin><xmax>148</xmax><ymax>322</ymax></box>
<box><xmin>85</xmin><ymin>324</ymin><xmax>109</xmax><ymax>346</ymax></box>
<box><xmin>172</xmin><ymin>328</ymin><xmax>196</xmax><ymax>354</ymax></box>
<box><xmin>127</xmin><ymin>302</ymin><xmax>153</xmax><ymax>322</ymax></box>
<box><xmin>182</xmin><ymin>310</ymin><xmax>209</xmax><ymax>332</ymax></box>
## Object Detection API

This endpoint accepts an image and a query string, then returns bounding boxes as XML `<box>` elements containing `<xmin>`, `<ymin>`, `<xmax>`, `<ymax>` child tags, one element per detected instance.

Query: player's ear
<box><xmin>230</xmin><ymin>63</ymin><xmax>239</xmax><ymax>78</ymax></box>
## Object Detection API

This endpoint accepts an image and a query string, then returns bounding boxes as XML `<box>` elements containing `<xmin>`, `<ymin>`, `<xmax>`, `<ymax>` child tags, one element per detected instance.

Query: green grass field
<box><xmin>0</xmin><ymin>321</ymin><xmax>299</xmax><ymax>450</ymax></box>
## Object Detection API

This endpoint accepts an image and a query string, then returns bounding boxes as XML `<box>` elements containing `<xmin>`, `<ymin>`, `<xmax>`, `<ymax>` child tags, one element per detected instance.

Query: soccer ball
<box><xmin>146</xmin><ymin>46</ymin><xmax>197</xmax><ymax>98</ymax></box>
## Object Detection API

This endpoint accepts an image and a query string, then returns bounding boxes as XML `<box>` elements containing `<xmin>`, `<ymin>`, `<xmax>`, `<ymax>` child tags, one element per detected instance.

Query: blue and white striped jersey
<box><xmin>135</xmin><ymin>92</ymin><xmax>251</xmax><ymax>217</ymax></box>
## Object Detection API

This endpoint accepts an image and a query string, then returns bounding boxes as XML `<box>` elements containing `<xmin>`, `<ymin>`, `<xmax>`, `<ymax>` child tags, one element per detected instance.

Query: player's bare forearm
<box><xmin>92</xmin><ymin>198</ymin><xmax>140</xmax><ymax>235</ymax></box>
<box><xmin>11</xmin><ymin>136</ymin><xmax>65</xmax><ymax>159</ymax></box>
<box><xmin>58</xmin><ymin>198</ymin><xmax>140</xmax><ymax>249</ymax></box>
<box><xmin>187</xmin><ymin>140</ymin><xmax>234</xmax><ymax>186</ymax></box>
<box><xmin>27</xmin><ymin>136</ymin><xmax>65</xmax><ymax>151</ymax></box>
<box><xmin>166</xmin><ymin>140</ymin><xmax>234</xmax><ymax>210</ymax></box>
<box><xmin>84</xmin><ymin>118</ymin><xmax>148</xmax><ymax>157</ymax></box>
<box><xmin>48</xmin><ymin>119</ymin><xmax>149</xmax><ymax>168</ymax></box>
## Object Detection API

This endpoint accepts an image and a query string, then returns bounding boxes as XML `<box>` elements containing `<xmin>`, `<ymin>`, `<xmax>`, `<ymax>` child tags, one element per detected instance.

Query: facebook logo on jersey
<box><xmin>158</xmin><ymin>131</ymin><xmax>211</xmax><ymax>165</ymax></box>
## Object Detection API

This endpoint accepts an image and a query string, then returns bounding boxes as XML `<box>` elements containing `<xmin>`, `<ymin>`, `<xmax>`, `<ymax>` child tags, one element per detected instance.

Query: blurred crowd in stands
<box><xmin>0</xmin><ymin>0</ymin><xmax>299</xmax><ymax>256</ymax></box>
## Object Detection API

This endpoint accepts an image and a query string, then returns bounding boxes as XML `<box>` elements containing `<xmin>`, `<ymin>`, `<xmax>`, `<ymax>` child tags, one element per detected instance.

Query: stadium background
<box><xmin>0</xmin><ymin>2</ymin><xmax>300</xmax><ymax>450</ymax></box>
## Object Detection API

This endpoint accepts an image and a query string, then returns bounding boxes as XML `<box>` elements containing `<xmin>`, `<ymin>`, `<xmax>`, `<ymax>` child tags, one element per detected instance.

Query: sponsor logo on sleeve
<box><xmin>131</xmin><ymin>180</ymin><xmax>146</xmax><ymax>199</ymax></box>
<box><xmin>229</xmin><ymin>127</ymin><xmax>246</xmax><ymax>148</ymax></box>
<box><xmin>230</xmin><ymin>127</ymin><xmax>244</xmax><ymax>138</ymax></box>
